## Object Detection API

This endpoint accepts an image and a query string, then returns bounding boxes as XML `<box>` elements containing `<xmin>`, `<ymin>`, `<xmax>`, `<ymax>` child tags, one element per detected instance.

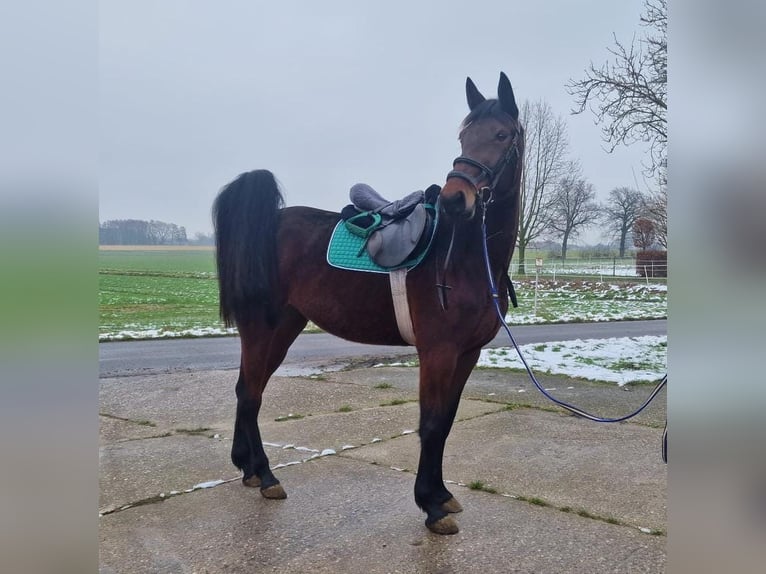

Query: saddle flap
<box><xmin>367</xmin><ymin>204</ymin><xmax>429</xmax><ymax>268</ymax></box>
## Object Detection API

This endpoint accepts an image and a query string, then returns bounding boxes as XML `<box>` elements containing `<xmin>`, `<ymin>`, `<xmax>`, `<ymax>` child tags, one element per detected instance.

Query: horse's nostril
<box><xmin>442</xmin><ymin>192</ymin><xmax>466</xmax><ymax>215</ymax></box>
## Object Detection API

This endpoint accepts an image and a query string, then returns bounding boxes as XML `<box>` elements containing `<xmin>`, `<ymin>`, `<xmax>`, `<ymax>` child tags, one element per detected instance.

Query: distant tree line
<box><xmin>99</xmin><ymin>219</ymin><xmax>190</xmax><ymax>245</ymax></box>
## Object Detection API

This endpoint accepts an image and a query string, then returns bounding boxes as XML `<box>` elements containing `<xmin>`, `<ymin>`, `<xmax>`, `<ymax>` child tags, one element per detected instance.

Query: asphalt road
<box><xmin>99</xmin><ymin>319</ymin><xmax>666</xmax><ymax>378</ymax></box>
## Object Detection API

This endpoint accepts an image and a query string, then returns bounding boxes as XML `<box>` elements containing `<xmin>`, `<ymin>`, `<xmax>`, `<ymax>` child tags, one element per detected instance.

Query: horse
<box><xmin>212</xmin><ymin>72</ymin><xmax>525</xmax><ymax>535</ymax></box>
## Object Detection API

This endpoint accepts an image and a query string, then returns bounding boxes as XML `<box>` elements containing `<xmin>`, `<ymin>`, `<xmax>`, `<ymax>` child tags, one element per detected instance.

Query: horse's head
<box><xmin>441</xmin><ymin>72</ymin><xmax>524</xmax><ymax>219</ymax></box>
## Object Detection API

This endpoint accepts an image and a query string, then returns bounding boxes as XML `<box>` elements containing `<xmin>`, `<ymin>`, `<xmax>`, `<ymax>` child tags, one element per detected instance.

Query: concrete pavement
<box><xmin>99</xmin><ymin>365</ymin><xmax>666</xmax><ymax>573</ymax></box>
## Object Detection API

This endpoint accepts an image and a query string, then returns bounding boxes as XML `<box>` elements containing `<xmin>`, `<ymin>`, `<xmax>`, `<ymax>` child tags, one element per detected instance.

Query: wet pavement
<box><xmin>99</xmin><ymin>365</ymin><xmax>666</xmax><ymax>573</ymax></box>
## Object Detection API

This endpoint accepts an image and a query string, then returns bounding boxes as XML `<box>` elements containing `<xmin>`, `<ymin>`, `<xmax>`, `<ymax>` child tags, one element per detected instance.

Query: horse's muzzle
<box><xmin>440</xmin><ymin>183</ymin><xmax>477</xmax><ymax>219</ymax></box>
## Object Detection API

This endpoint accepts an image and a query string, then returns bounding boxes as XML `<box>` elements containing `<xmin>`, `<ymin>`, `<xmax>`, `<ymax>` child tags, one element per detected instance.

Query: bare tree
<box><xmin>632</xmin><ymin>217</ymin><xmax>656</xmax><ymax>251</ymax></box>
<box><xmin>517</xmin><ymin>99</ymin><xmax>570</xmax><ymax>273</ymax></box>
<box><xmin>147</xmin><ymin>220</ymin><xmax>188</xmax><ymax>245</ymax></box>
<box><xmin>548</xmin><ymin>164</ymin><xmax>601</xmax><ymax>260</ymax></box>
<box><xmin>566</xmin><ymin>0</ymin><xmax>666</xmax><ymax>179</ymax></box>
<box><xmin>602</xmin><ymin>186</ymin><xmax>646</xmax><ymax>256</ymax></box>
<box><xmin>644</xmin><ymin>186</ymin><xmax>667</xmax><ymax>248</ymax></box>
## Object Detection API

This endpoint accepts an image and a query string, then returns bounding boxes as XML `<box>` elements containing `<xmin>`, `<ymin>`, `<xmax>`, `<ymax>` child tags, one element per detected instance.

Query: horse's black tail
<box><xmin>212</xmin><ymin>169</ymin><xmax>285</xmax><ymax>327</ymax></box>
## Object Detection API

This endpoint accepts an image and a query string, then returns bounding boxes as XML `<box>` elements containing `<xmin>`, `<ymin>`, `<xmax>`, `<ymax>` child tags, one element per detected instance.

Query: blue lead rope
<box><xmin>480</xmin><ymin>213</ymin><xmax>667</xmax><ymax>426</ymax></box>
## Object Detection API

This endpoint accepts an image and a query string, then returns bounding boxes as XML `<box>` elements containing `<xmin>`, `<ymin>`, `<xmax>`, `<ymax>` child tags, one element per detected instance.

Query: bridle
<box><xmin>446</xmin><ymin>130</ymin><xmax>521</xmax><ymax>201</ymax></box>
<box><xmin>436</xmin><ymin>128</ymin><xmax>521</xmax><ymax>310</ymax></box>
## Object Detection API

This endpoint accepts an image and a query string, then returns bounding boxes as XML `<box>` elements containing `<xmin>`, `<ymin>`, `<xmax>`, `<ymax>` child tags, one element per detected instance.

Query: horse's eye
<box><xmin>496</xmin><ymin>132</ymin><xmax>508</xmax><ymax>142</ymax></box>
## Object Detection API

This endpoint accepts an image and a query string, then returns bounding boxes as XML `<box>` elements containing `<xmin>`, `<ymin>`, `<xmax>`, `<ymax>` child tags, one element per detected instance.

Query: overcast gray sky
<box><xmin>99</xmin><ymin>0</ymin><xmax>649</xmax><ymax>243</ymax></box>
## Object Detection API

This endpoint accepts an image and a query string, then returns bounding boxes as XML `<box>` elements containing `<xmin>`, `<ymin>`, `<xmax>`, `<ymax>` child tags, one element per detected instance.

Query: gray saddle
<box><xmin>349</xmin><ymin>183</ymin><xmax>425</xmax><ymax>218</ymax></box>
<box><xmin>346</xmin><ymin>183</ymin><xmax>434</xmax><ymax>269</ymax></box>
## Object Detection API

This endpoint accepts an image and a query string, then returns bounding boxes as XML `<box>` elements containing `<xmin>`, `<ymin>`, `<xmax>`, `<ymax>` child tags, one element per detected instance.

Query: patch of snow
<box><xmin>478</xmin><ymin>335</ymin><xmax>666</xmax><ymax>386</ymax></box>
<box><xmin>100</xmin><ymin>326</ymin><xmax>238</xmax><ymax>342</ymax></box>
<box><xmin>192</xmin><ymin>479</ymin><xmax>225</xmax><ymax>490</ymax></box>
<box><xmin>271</xmin><ymin>461</ymin><xmax>302</xmax><ymax>470</ymax></box>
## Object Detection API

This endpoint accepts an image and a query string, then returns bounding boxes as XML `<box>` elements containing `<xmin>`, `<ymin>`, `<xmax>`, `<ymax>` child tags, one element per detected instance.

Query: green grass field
<box><xmin>507</xmin><ymin>279</ymin><xmax>667</xmax><ymax>324</ymax></box>
<box><xmin>99</xmin><ymin>247</ymin><xmax>226</xmax><ymax>340</ymax></box>
<box><xmin>99</xmin><ymin>247</ymin><xmax>667</xmax><ymax>341</ymax></box>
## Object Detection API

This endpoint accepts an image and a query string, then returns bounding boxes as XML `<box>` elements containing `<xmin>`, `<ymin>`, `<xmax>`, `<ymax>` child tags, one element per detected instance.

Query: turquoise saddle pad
<box><xmin>326</xmin><ymin>208</ymin><xmax>438</xmax><ymax>274</ymax></box>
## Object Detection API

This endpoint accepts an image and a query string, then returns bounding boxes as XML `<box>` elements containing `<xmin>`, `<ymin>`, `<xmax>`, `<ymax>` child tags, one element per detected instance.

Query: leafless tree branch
<box><xmin>566</xmin><ymin>0</ymin><xmax>666</xmax><ymax>180</ymax></box>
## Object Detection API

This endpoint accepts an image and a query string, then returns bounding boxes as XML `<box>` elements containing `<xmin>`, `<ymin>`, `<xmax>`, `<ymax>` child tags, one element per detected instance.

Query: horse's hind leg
<box><xmin>414</xmin><ymin>348</ymin><xmax>480</xmax><ymax>534</ymax></box>
<box><xmin>231</xmin><ymin>306</ymin><xmax>308</xmax><ymax>499</ymax></box>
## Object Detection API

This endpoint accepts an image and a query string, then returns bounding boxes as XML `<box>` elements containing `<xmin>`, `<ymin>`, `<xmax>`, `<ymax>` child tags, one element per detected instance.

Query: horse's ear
<box><xmin>498</xmin><ymin>72</ymin><xmax>519</xmax><ymax>120</ymax></box>
<box><xmin>466</xmin><ymin>77</ymin><xmax>486</xmax><ymax>110</ymax></box>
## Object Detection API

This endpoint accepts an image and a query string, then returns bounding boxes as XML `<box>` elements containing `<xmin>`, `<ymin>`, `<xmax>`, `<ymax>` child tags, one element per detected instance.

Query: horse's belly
<box><xmin>288</xmin><ymin>268</ymin><xmax>408</xmax><ymax>346</ymax></box>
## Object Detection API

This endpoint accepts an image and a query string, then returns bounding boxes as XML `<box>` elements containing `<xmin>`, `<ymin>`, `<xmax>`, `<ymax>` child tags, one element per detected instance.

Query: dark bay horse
<box><xmin>213</xmin><ymin>72</ymin><xmax>524</xmax><ymax>535</ymax></box>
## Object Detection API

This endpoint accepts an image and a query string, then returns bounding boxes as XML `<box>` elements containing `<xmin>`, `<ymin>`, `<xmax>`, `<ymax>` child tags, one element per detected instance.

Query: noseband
<box><xmin>446</xmin><ymin>132</ymin><xmax>520</xmax><ymax>197</ymax></box>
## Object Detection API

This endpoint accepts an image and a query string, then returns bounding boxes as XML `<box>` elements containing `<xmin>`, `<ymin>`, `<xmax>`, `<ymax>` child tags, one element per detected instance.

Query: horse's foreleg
<box><xmin>414</xmin><ymin>348</ymin><xmax>480</xmax><ymax>534</ymax></box>
<box><xmin>231</xmin><ymin>306</ymin><xmax>307</xmax><ymax>499</ymax></box>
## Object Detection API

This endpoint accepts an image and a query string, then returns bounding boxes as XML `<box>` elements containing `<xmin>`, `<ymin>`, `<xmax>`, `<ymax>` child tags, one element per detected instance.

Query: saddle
<box><xmin>341</xmin><ymin>183</ymin><xmax>440</xmax><ymax>268</ymax></box>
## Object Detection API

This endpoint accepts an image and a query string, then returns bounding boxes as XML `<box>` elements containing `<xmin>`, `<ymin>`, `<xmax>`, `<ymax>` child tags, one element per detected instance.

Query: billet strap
<box><xmin>389</xmin><ymin>268</ymin><xmax>416</xmax><ymax>345</ymax></box>
<box><xmin>504</xmin><ymin>273</ymin><xmax>518</xmax><ymax>308</ymax></box>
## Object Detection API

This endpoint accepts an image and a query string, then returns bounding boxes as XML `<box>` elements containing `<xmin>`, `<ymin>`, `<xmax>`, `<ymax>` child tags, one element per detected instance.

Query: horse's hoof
<box><xmin>427</xmin><ymin>516</ymin><xmax>459</xmax><ymax>535</ymax></box>
<box><xmin>242</xmin><ymin>475</ymin><xmax>261</xmax><ymax>488</ymax></box>
<box><xmin>260</xmin><ymin>484</ymin><xmax>287</xmax><ymax>499</ymax></box>
<box><xmin>441</xmin><ymin>497</ymin><xmax>463</xmax><ymax>514</ymax></box>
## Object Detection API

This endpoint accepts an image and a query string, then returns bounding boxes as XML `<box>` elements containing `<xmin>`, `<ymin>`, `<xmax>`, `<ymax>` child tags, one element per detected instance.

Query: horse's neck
<box><xmin>483</xmin><ymin>191</ymin><xmax>519</xmax><ymax>276</ymax></box>
<box><xmin>438</xmin><ymin>195</ymin><xmax>517</xmax><ymax>279</ymax></box>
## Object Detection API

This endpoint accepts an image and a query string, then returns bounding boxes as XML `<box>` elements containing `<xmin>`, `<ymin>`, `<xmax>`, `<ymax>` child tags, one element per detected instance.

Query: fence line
<box><xmin>509</xmin><ymin>258</ymin><xmax>667</xmax><ymax>283</ymax></box>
